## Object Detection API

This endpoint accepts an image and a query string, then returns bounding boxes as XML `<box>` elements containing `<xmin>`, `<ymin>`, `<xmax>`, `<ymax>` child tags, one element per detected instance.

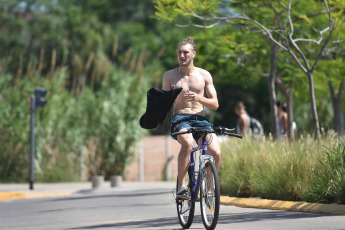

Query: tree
<box><xmin>154</xmin><ymin>0</ymin><xmax>345</xmax><ymax>140</ymax></box>
<box><xmin>316</xmin><ymin>57</ymin><xmax>345</xmax><ymax>134</ymax></box>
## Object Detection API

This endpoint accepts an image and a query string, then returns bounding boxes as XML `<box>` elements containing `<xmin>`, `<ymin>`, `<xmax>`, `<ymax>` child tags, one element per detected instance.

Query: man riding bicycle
<box><xmin>162</xmin><ymin>37</ymin><xmax>221</xmax><ymax>200</ymax></box>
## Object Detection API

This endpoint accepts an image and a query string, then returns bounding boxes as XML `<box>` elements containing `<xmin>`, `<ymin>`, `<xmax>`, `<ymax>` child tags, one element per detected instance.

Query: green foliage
<box><xmin>0</xmin><ymin>0</ymin><xmax>115</xmax><ymax>78</ymax></box>
<box><xmin>154</xmin><ymin>0</ymin><xmax>220</xmax><ymax>23</ymax></box>
<box><xmin>0</xmin><ymin>74</ymin><xmax>31</xmax><ymax>182</ymax></box>
<box><xmin>304</xmin><ymin>144</ymin><xmax>345</xmax><ymax>204</ymax></box>
<box><xmin>154</xmin><ymin>0</ymin><xmax>345</xmax><ymax>135</ymax></box>
<box><xmin>219</xmin><ymin>132</ymin><xmax>342</xmax><ymax>202</ymax></box>
<box><xmin>0</xmin><ymin>66</ymin><xmax>152</xmax><ymax>182</ymax></box>
<box><xmin>95</xmin><ymin>67</ymin><xmax>151</xmax><ymax>176</ymax></box>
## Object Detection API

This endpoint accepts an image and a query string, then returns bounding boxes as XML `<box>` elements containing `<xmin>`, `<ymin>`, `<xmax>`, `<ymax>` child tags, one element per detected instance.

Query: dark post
<box><xmin>29</xmin><ymin>95</ymin><xmax>35</xmax><ymax>190</ymax></box>
<box><xmin>29</xmin><ymin>87</ymin><xmax>47</xmax><ymax>190</ymax></box>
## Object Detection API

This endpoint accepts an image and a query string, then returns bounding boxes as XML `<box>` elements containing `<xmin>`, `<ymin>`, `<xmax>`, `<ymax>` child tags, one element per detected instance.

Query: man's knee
<box><xmin>180</xmin><ymin>136</ymin><xmax>194</xmax><ymax>148</ymax></box>
<box><xmin>209</xmin><ymin>148</ymin><xmax>221</xmax><ymax>161</ymax></box>
<box><xmin>178</xmin><ymin>137</ymin><xmax>194</xmax><ymax>156</ymax></box>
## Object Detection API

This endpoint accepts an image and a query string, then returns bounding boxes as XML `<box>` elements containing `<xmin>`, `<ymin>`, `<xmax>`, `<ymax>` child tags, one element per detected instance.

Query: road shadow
<box><xmin>68</xmin><ymin>216</ymin><xmax>185</xmax><ymax>230</ymax></box>
<box><xmin>50</xmin><ymin>190</ymin><xmax>171</xmax><ymax>202</ymax></box>
<box><xmin>68</xmin><ymin>209</ymin><xmax>338</xmax><ymax>230</ymax></box>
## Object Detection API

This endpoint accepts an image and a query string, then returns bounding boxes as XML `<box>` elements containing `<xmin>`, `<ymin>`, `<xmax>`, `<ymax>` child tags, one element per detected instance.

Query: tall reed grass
<box><xmin>219</xmin><ymin>132</ymin><xmax>345</xmax><ymax>204</ymax></box>
<box><xmin>0</xmin><ymin>65</ymin><xmax>152</xmax><ymax>182</ymax></box>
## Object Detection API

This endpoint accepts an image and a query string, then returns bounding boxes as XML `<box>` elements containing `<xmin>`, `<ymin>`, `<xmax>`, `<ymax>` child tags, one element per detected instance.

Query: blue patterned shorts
<box><xmin>171</xmin><ymin>114</ymin><xmax>213</xmax><ymax>141</ymax></box>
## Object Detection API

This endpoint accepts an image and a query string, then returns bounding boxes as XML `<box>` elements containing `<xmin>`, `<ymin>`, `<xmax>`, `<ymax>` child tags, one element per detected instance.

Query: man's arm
<box><xmin>185</xmin><ymin>71</ymin><xmax>219</xmax><ymax>110</ymax></box>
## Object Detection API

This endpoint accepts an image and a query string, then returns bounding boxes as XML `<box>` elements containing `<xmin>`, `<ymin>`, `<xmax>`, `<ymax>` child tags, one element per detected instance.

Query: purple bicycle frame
<box><xmin>189</xmin><ymin>141</ymin><xmax>215</xmax><ymax>202</ymax></box>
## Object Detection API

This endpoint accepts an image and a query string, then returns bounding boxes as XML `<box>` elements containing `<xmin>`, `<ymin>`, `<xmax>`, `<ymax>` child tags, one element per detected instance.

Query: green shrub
<box><xmin>0</xmin><ymin>66</ymin><xmax>151</xmax><ymax>182</ymax></box>
<box><xmin>303</xmin><ymin>144</ymin><xmax>345</xmax><ymax>204</ymax></box>
<box><xmin>219</xmin><ymin>133</ymin><xmax>341</xmax><ymax>202</ymax></box>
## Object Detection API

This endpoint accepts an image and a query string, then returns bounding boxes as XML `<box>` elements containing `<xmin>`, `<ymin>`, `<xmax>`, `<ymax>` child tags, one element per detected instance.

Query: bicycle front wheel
<box><xmin>200</xmin><ymin>161</ymin><xmax>220</xmax><ymax>230</ymax></box>
<box><xmin>176</xmin><ymin>167</ymin><xmax>195</xmax><ymax>229</ymax></box>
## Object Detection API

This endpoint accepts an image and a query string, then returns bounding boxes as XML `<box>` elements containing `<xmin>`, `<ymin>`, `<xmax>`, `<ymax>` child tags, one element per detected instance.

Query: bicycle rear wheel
<box><xmin>176</xmin><ymin>167</ymin><xmax>195</xmax><ymax>229</ymax></box>
<box><xmin>200</xmin><ymin>161</ymin><xmax>220</xmax><ymax>230</ymax></box>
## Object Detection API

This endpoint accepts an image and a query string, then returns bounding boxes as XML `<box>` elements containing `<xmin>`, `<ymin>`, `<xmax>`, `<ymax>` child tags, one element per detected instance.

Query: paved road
<box><xmin>0</xmin><ymin>183</ymin><xmax>344</xmax><ymax>230</ymax></box>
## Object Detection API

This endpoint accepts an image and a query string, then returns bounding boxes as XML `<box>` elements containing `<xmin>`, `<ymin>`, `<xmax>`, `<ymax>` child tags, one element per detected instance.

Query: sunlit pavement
<box><xmin>0</xmin><ymin>182</ymin><xmax>344</xmax><ymax>230</ymax></box>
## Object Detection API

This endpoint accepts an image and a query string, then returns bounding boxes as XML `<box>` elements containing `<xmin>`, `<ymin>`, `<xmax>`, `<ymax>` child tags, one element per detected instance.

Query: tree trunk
<box><xmin>329</xmin><ymin>82</ymin><xmax>344</xmax><ymax>134</ymax></box>
<box><xmin>268</xmin><ymin>42</ymin><xmax>279</xmax><ymax>139</ymax></box>
<box><xmin>307</xmin><ymin>72</ymin><xmax>321</xmax><ymax>140</ymax></box>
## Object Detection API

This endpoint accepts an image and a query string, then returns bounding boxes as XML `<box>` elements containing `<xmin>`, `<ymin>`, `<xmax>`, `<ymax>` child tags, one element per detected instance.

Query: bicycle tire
<box><xmin>176</xmin><ymin>167</ymin><xmax>195</xmax><ymax>229</ymax></box>
<box><xmin>200</xmin><ymin>161</ymin><xmax>220</xmax><ymax>230</ymax></box>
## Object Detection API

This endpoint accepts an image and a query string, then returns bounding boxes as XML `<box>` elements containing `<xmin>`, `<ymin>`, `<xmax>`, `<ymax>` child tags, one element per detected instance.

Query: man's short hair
<box><xmin>178</xmin><ymin>37</ymin><xmax>196</xmax><ymax>51</ymax></box>
<box><xmin>235</xmin><ymin>102</ymin><xmax>245</xmax><ymax>109</ymax></box>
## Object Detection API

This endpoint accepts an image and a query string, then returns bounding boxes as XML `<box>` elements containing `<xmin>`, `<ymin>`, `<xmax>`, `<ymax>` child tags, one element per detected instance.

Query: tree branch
<box><xmin>287</xmin><ymin>0</ymin><xmax>309</xmax><ymax>73</ymax></box>
<box><xmin>175</xmin><ymin>20</ymin><xmax>221</xmax><ymax>29</ymax></box>
<box><xmin>186</xmin><ymin>9</ymin><xmax>290</xmax><ymax>52</ymax></box>
<box><xmin>330</xmin><ymin>38</ymin><xmax>345</xmax><ymax>44</ymax></box>
<box><xmin>294</xmin><ymin>27</ymin><xmax>329</xmax><ymax>45</ymax></box>
<box><xmin>310</xmin><ymin>0</ymin><xmax>334</xmax><ymax>73</ymax></box>
<box><xmin>225</xmin><ymin>16</ymin><xmax>288</xmax><ymax>51</ymax></box>
<box><xmin>255</xmin><ymin>66</ymin><xmax>269</xmax><ymax>78</ymax></box>
<box><xmin>292</xmin><ymin>7</ymin><xmax>336</xmax><ymax>23</ymax></box>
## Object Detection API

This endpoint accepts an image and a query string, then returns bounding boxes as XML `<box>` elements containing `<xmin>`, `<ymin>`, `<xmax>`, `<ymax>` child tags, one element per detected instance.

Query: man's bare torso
<box><xmin>165</xmin><ymin>67</ymin><xmax>207</xmax><ymax>116</ymax></box>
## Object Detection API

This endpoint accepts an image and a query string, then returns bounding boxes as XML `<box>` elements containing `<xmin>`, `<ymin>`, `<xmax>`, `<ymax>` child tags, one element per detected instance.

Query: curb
<box><xmin>0</xmin><ymin>191</ymin><xmax>72</xmax><ymax>201</ymax></box>
<box><xmin>220</xmin><ymin>196</ymin><xmax>345</xmax><ymax>215</ymax></box>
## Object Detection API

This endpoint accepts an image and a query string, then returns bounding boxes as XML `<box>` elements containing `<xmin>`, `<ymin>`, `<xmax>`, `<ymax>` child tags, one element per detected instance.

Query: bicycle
<box><xmin>172</xmin><ymin>126</ymin><xmax>242</xmax><ymax>230</ymax></box>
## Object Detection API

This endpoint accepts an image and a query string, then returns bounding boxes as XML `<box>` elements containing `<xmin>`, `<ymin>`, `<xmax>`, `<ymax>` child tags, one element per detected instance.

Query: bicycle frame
<box><xmin>189</xmin><ymin>135</ymin><xmax>215</xmax><ymax>202</ymax></box>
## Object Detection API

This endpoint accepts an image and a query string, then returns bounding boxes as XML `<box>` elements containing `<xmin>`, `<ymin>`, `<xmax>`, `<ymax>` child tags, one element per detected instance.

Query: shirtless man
<box><xmin>162</xmin><ymin>37</ymin><xmax>221</xmax><ymax>199</ymax></box>
<box><xmin>234</xmin><ymin>102</ymin><xmax>250</xmax><ymax>137</ymax></box>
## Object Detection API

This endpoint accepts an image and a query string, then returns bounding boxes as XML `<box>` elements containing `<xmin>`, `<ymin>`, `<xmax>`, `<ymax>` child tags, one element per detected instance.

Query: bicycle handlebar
<box><xmin>171</xmin><ymin>126</ymin><xmax>242</xmax><ymax>139</ymax></box>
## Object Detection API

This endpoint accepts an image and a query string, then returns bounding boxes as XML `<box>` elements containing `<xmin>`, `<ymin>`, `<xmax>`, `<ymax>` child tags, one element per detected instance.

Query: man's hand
<box><xmin>184</xmin><ymin>90</ymin><xmax>199</xmax><ymax>102</ymax></box>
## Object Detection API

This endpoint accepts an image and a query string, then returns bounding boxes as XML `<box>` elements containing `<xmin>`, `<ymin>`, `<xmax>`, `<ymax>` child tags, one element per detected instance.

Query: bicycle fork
<box><xmin>191</xmin><ymin>146</ymin><xmax>215</xmax><ymax>200</ymax></box>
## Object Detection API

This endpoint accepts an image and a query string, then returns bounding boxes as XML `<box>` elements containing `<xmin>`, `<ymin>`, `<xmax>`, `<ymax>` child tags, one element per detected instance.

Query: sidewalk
<box><xmin>0</xmin><ymin>182</ymin><xmax>89</xmax><ymax>201</ymax></box>
<box><xmin>0</xmin><ymin>181</ymin><xmax>175</xmax><ymax>201</ymax></box>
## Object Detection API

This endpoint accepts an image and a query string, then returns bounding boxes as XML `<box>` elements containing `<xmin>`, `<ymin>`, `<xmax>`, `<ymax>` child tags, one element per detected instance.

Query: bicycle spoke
<box><xmin>176</xmin><ymin>168</ymin><xmax>195</xmax><ymax>229</ymax></box>
<box><xmin>200</xmin><ymin>161</ymin><xmax>220</xmax><ymax>230</ymax></box>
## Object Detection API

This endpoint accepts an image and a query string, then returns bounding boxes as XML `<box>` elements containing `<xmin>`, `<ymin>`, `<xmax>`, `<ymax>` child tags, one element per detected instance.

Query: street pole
<box><xmin>28</xmin><ymin>87</ymin><xmax>47</xmax><ymax>190</ymax></box>
<box><xmin>29</xmin><ymin>95</ymin><xmax>35</xmax><ymax>190</ymax></box>
<box><xmin>165</xmin><ymin>136</ymin><xmax>171</xmax><ymax>181</ymax></box>
<box><xmin>139</xmin><ymin>140</ymin><xmax>144</xmax><ymax>182</ymax></box>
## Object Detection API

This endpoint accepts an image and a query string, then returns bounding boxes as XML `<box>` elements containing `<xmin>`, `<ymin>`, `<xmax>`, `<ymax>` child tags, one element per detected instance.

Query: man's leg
<box><xmin>177</xmin><ymin>132</ymin><xmax>194</xmax><ymax>189</ymax></box>
<box><xmin>203</xmin><ymin>133</ymin><xmax>221</xmax><ymax>170</ymax></box>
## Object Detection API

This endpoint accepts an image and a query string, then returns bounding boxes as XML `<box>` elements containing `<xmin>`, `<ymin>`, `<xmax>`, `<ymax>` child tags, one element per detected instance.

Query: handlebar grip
<box><xmin>214</xmin><ymin>126</ymin><xmax>235</xmax><ymax>133</ymax></box>
<box><xmin>224</xmin><ymin>132</ymin><xmax>243</xmax><ymax>139</ymax></box>
<box><xmin>224</xmin><ymin>128</ymin><xmax>235</xmax><ymax>132</ymax></box>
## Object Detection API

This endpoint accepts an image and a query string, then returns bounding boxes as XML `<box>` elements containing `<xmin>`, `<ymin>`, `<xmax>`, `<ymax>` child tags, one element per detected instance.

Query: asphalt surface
<box><xmin>0</xmin><ymin>182</ymin><xmax>344</xmax><ymax>230</ymax></box>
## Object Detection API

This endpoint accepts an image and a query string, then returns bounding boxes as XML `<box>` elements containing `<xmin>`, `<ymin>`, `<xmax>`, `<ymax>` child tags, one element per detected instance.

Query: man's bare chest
<box><xmin>171</xmin><ymin>74</ymin><xmax>205</xmax><ymax>93</ymax></box>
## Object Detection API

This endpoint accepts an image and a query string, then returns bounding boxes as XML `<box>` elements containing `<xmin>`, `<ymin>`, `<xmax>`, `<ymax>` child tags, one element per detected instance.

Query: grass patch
<box><xmin>219</xmin><ymin>132</ymin><xmax>345</xmax><ymax>204</ymax></box>
<box><xmin>303</xmin><ymin>143</ymin><xmax>345</xmax><ymax>204</ymax></box>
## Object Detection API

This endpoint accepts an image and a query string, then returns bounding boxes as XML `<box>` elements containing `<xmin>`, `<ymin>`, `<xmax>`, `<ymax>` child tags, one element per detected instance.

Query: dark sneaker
<box><xmin>176</xmin><ymin>187</ymin><xmax>189</xmax><ymax>200</ymax></box>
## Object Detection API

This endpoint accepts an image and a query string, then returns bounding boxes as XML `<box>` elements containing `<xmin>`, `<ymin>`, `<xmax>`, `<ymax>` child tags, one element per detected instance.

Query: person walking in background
<box><xmin>234</xmin><ymin>102</ymin><xmax>251</xmax><ymax>137</ymax></box>
<box><xmin>276</xmin><ymin>101</ymin><xmax>288</xmax><ymax>138</ymax></box>
<box><xmin>234</xmin><ymin>102</ymin><xmax>264</xmax><ymax>138</ymax></box>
